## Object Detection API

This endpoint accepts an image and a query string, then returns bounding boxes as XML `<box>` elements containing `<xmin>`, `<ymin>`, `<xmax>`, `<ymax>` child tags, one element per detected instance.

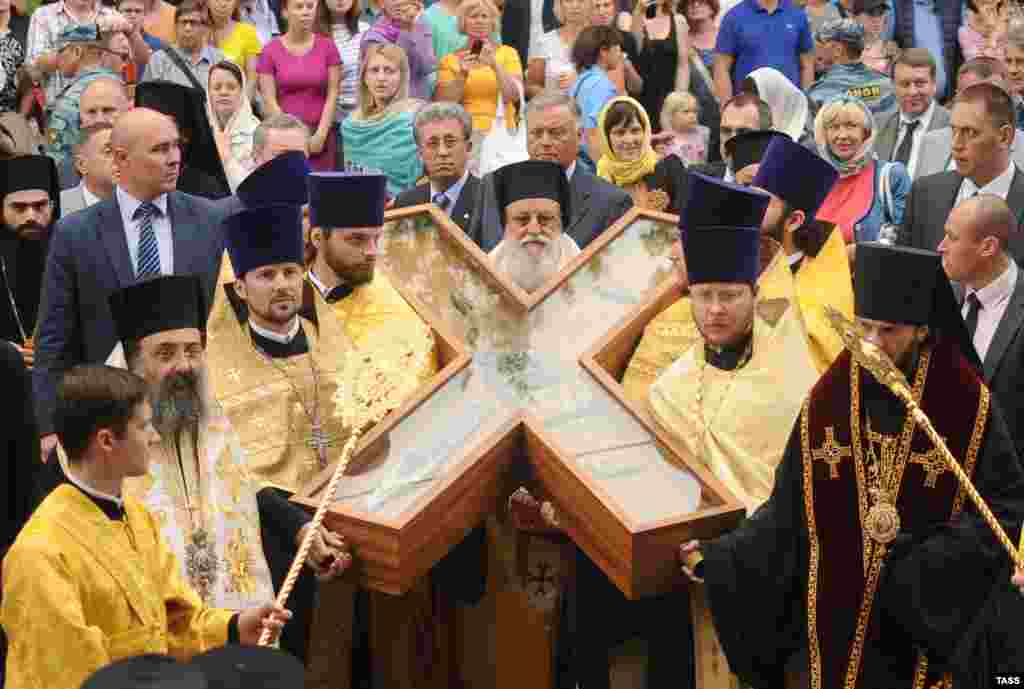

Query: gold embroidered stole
<box><xmin>799</xmin><ymin>340</ymin><xmax>989</xmax><ymax>689</ymax></box>
<box><xmin>205</xmin><ymin>279</ymin><xmax>355</xmax><ymax>493</ymax></box>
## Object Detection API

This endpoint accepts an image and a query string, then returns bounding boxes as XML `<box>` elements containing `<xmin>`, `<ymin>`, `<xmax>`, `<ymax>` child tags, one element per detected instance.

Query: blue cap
<box><xmin>237</xmin><ymin>151</ymin><xmax>311</xmax><ymax>208</ymax></box>
<box><xmin>57</xmin><ymin>23</ymin><xmax>100</xmax><ymax>49</ymax></box>
<box><xmin>753</xmin><ymin>134</ymin><xmax>838</xmax><ymax>218</ymax></box>
<box><xmin>307</xmin><ymin>172</ymin><xmax>387</xmax><ymax>228</ymax></box>
<box><xmin>680</xmin><ymin>173</ymin><xmax>769</xmax><ymax>285</ymax></box>
<box><xmin>223</xmin><ymin>204</ymin><xmax>305</xmax><ymax>277</ymax></box>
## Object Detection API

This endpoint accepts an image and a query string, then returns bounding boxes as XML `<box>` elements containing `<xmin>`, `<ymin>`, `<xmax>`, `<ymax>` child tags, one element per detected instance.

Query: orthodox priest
<box><xmin>105</xmin><ymin>276</ymin><xmax>348</xmax><ymax>609</ymax></box>
<box><xmin>0</xmin><ymin>155</ymin><xmax>60</xmax><ymax>364</ymax></box>
<box><xmin>619</xmin><ymin>134</ymin><xmax>789</xmax><ymax>405</ymax></box>
<box><xmin>751</xmin><ymin>134</ymin><xmax>853</xmax><ymax>374</ymax></box>
<box><xmin>681</xmin><ymin>243</ymin><xmax>1024</xmax><ymax>688</ymax></box>
<box><xmin>204</xmin><ymin>203</ymin><xmax>354</xmax><ymax>664</ymax></box>
<box><xmin>1</xmin><ymin>364</ymin><xmax>288</xmax><ymax>689</ymax></box>
<box><xmin>647</xmin><ymin>173</ymin><xmax>819</xmax><ymax>513</ymax></box>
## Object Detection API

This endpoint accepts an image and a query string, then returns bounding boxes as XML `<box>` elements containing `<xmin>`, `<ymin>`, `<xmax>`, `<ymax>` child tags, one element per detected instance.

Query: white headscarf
<box><xmin>745</xmin><ymin>67</ymin><xmax>809</xmax><ymax>143</ymax></box>
<box><xmin>207</xmin><ymin>65</ymin><xmax>260</xmax><ymax>191</ymax></box>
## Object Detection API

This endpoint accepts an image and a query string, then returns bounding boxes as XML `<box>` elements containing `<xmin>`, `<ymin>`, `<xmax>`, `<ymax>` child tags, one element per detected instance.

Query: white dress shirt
<box><xmin>565</xmin><ymin>161</ymin><xmax>577</xmax><ymax>180</ymax></box>
<box><xmin>956</xmin><ymin>162</ymin><xmax>1017</xmax><ymax>206</ymax></box>
<box><xmin>892</xmin><ymin>99</ymin><xmax>935</xmax><ymax>180</ymax></box>
<box><xmin>81</xmin><ymin>184</ymin><xmax>102</xmax><ymax>209</ymax></box>
<box><xmin>116</xmin><ymin>186</ymin><xmax>173</xmax><ymax>276</ymax></box>
<box><xmin>964</xmin><ymin>260</ymin><xmax>1018</xmax><ymax>362</ymax></box>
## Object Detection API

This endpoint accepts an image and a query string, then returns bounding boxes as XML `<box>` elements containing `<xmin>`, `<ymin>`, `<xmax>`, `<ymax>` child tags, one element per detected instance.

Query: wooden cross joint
<box><xmin>812</xmin><ymin>426</ymin><xmax>853</xmax><ymax>480</ymax></box>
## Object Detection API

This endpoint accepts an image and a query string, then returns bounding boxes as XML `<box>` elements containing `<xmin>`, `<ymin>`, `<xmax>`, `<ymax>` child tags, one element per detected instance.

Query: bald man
<box><xmin>34</xmin><ymin>107</ymin><xmax>228</xmax><ymax>463</ymax></box>
<box><xmin>59</xmin><ymin>78</ymin><xmax>132</xmax><ymax>190</ymax></box>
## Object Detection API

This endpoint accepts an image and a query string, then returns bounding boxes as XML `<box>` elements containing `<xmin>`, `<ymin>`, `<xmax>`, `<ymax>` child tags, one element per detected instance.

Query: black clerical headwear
<box><xmin>854</xmin><ymin>242</ymin><xmax>981</xmax><ymax>368</ymax></box>
<box><xmin>680</xmin><ymin>173</ymin><xmax>769</xmax><ymax>285</ymax></box>
<box><xmin>135</xmin><ymin>80</ymin><xmax>228</xmax><ymax>189</ymax></box>
<box><xmin>108</xmin><ymin>275</ymin><xmax>206</xmax><ymax>344</ymax></box>
<box><xmin>80</xmin><ymin>654</ymin><xmax>208</xmax><ymax>689</ymax></box>
<box><xmin>0</xmin><ymin>155</ymin><xmax>61</xmax><ymax>219</ymax></box>
<box><xmin>308</xmin><ymin>171</ymin><xmax>387</xmax><ymax>228</ymax></box>
<box><xmin>190</xmin><ymin>645</ymin><xmax>305</xmax><ymax>689</ymax></box>
<box><xmin>752</xmin><ymin>134</ymin><xmax>838</xmax><ymax>219</ymax></box>
<box><xmin>237</xmin><ymin>150</ymin><xmax>311</xmax><ymax>208</ymax></box>
<box><xmin>224</xmin><ymin>204</ymin><xmax>305</xmax><ymax>277</ymax></box>
<box><xmin>725</xmin><ymin>129</ymin><xmax>785</xmax><ymax>172</ymax></box>
<box><xmin>492</xmin><ymin>159</ymin><xmax>572</xmax><ymax>230</ymax></box>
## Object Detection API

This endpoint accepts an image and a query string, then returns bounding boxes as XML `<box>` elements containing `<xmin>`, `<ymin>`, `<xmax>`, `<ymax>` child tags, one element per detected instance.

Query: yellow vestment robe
<box><xmin>647</xmin><ymin>253</ymin><xmax>820</xmax><ymax>513</ymax></box>
<box><xmin>1</xmin><ymin>485</ymin><xmax>234</xmax><ymax>689</ymax></box>
<box><xmin>792</xmin><ymin>227</ymin><xmax>854</xmax><ymax>374</ymax></box>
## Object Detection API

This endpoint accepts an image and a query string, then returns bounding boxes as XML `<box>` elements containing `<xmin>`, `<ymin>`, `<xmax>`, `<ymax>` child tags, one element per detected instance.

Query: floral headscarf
<box><xmin>813</xmin><ymin>94</ymin><xmax>877</xmax><ymax>178</ymax></box>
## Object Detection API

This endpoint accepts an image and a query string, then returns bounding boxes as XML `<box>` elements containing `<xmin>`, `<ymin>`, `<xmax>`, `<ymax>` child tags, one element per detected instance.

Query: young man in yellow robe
<box><xmin>1</xmin><ymin>365</ymin><xmax>288</xmax><ymax>689</ymax></box>
<box><xmin>750</xmin><ymin>133</ymin><xmax>854</xmax><ymax>374</ymax></box>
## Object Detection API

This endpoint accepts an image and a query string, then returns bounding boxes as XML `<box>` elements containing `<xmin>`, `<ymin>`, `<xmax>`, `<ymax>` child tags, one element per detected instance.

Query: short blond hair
<box><xmin>817</xmin><ymin>98</ymin><xmax>870</xmax><ymax>133</ymax></box>
<box><xmin>660</xmin><ymin>91</ymin><xmax>697</xmax><ymax>131</ymax></box>
<box><xmin>457</xmin><ymin>0</ymin><xmax>500</xmax><ymax>35</ymax></box>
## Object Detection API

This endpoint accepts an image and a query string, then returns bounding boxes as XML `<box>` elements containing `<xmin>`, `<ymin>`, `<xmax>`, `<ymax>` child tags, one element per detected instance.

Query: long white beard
<box><xmin>491</xmin><ymin>233</ymin><xmax>579</xmax><ymax>293</ymax></box>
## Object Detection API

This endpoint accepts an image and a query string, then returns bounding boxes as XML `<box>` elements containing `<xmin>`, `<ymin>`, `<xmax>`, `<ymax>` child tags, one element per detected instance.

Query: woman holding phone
<box><xmin>436</xmin><ymin>0</ymin><xmax>522</xmax><ymax>136</ymax></box>
<box><xmin>629</xmin><ymin>0</ymin><xmax>688</xmax><ymax>131</ymax></box>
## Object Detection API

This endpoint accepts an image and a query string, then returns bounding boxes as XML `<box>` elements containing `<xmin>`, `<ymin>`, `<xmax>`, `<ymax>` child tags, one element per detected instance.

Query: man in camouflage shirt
<box><xmin>808</xmin><ymin>18</ymin><xmax>896</xmax><ymax>118</ymax></box>
<box><xmin>44</xmin><ymin>23</ymin><xmax>126</xmax><ymax>171</ymax></box>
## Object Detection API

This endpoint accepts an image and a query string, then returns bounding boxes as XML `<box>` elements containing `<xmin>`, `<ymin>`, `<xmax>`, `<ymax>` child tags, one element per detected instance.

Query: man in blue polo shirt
<box><xmin>713</xmin><ymin>0</ymin><xmax>815</xmax><ymax>102</ymax></box>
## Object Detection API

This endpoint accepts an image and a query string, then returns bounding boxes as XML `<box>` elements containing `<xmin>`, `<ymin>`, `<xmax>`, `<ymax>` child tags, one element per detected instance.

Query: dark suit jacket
<box><xmin>392</xmin><ymin>175</ymin><xmax>480</xmax><ymax>232</ymax></box>
<box><xmin>983</xmin><ymin>270</ymin><xmax>1024</xmax><ymax>458</ymax></box>
<box><xmin>898</xmin><ymin>169</ymin><xmax>1024</xmax><ymax>265</ymax></box>
<box><xmin>33</xmin><ymin>191</ymin><xmax>227</xmax><ymax>435</ymax></box>
<box><xmin>466</xmin><ymin>166</ymin><xmax>634</xmax><ymax>252</ymax></box>
<box><xmin>690</xmin><ymin>161</ymin><xmax>727</xmax><ymax>179</ymax></box>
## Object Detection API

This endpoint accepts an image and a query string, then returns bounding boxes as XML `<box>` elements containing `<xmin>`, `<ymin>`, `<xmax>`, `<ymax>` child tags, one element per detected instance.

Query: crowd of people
<box><xmin>5</xmin><ymin>0</ymin><xmax>1024</xmax><ymax>686</ymax></box>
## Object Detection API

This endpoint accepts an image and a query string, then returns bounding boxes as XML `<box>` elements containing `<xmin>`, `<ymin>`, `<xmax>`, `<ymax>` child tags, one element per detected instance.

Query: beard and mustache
<box><xmin>6</xmin><ymin>221</ymin><xmax>48</xmax><ymax>242</ymax></box>
<box><xmin>151</xmin><ymin>367</ymin><xmax>210</xmax><ymax>439</ymax></box>
<box><xmin>493</xmin><ymin>232</ymin><xmax>565</xmax><ymax>293</ymax></box>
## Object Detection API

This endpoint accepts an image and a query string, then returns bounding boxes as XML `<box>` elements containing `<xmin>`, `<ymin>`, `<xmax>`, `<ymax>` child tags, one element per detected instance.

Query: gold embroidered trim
<box><xmin>800</xmin><ymin>399</ymin><xmax>823</xmax><ymax>689</ymax></box>
<box><xmin>912</xmin><ymin>652</ymin><xmax>928</xmax><ymax>689</ymax></box>
<box><xmin>850</xmin><ymin>364</ymin><xmax>871</xmax><ymax>574</ymax></box>
<box><xmin>844</xmin><ymin>347</ymin><xmax>932</xmax><ymax>689</ymax></box>
<box><xmin>953</xmin><ymin>386</ymin><xmax>989</xmax><ymax>517</ymax></box>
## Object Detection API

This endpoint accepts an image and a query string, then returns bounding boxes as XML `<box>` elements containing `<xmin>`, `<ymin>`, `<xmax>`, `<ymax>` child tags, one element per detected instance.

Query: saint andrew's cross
<box><xmin>296</xmin><ymin>205</ymin><xmax>745</xmax><ymax>601</ymax></box>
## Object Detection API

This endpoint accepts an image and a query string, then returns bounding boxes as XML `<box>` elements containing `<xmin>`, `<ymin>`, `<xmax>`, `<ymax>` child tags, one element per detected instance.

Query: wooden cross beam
<box><xmin>295</xmin><ymin>205</ymin><xmax>744</xmax><ymax>600</ymax></box>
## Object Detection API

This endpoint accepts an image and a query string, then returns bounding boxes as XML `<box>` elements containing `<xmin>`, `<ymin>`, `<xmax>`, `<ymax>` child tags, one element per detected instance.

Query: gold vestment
<box><xmin>1</xmin><ymin>485</ymin><xmax>234</xmax><ymax>689</ymax></box>
<box><xmin>793</xmin><ymin>227</ymin><xmax>854</xmax><ymax>374</ymax></box>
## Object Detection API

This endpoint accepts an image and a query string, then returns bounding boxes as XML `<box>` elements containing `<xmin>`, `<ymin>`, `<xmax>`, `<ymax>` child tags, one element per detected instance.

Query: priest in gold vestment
<box><xmin>303</xmin><ymin>172</ymin><xmax>485</xmax><ymax>689</ymax></box>
<box><xmin>1</xmin><ymin>365</ymin><xmax>288</xmax><ymax>689</ymax></box>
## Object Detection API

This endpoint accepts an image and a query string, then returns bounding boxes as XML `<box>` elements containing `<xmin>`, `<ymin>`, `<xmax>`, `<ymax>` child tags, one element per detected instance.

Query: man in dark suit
<box><xmin>875</xmin><ymin>47</ymin><xmax>950</xmax><ymax>180</ymax></box>
<box><xmin>33</xmin><ymin>107</ymin><xmax>227</xmax><ymax>462</ymax></box>
<box><xmin>938</xmin><ymin>193</ymin><xmax>1024</xmax><ymax>670</ymax></box>
<box><xmin>899</xmin><ymin>82</ymin><xmax>1024</xmax><ymax>265</ymax></box>
<box><xmin>392</xmin><ymin>103</ymin><xmax>480</xmax><ymax>233</ymax></box>
<box><xmin>467</xmin><ymin>93</ymin><xmax>633</xmax><ymax>253</ymax></box>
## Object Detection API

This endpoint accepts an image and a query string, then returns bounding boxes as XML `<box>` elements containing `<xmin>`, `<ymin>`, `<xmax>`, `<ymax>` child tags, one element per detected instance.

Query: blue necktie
<box><xmin>433</xmin><ymin>192</ymin><xmax>451</xmax><ymax>213</ymax></box>
<box><xmin>134</xmin><ymin>202</ymin><xmax>162</xmax><ymax>279</ymax></box>
<box><xmin>325</xmin><ymin>284</ymin><xmax>354</xmax><ymax>303</ymax></box>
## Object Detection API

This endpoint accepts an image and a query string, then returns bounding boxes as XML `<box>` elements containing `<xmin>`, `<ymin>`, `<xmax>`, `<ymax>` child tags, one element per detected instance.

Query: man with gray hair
<box><xmin>467</xmin><ymin>92</ymin><xmax>633</xmax><ymax>252</ymax></box>
<box><xmin>392</xmin><ymin>102</ymin><xmax>480</xmax><ymax>231</ymax></box>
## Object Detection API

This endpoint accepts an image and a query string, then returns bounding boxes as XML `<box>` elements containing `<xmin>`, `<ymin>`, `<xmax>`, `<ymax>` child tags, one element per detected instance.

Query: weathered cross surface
<box><xmin>813</xmin><ymin>426</ymin><xmax>853</xmax><ymax>480</ymax></box>
<box><xmin>297</xmin><ymin>206</ymin><xmax>743</xmax><ymax>600</ymax></box>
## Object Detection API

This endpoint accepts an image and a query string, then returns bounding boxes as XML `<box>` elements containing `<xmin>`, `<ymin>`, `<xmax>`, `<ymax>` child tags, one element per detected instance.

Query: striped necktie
<box><xmin>433</xmin><ymin>192</ymin><xmax>451</xmax><ymax>213</ymax></box>
<box><xmin>135</xmin><ymin>202</ymin><xmax>161</xmax><ymax>279</ymax></box>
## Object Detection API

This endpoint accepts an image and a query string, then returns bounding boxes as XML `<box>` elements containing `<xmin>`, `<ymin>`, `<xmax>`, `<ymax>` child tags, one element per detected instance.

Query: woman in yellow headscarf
<box><xmin>595</xmin><ymin>95</ymin><xmax>686</xmax><ymax>214</ymax></box>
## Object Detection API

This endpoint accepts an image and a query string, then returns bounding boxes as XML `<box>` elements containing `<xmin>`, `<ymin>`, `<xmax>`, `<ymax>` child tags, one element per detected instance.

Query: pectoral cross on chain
<box><xmin>306</xmin><ymin>421</ymin><xmax>337</xmax><ymax>469</ymax></box>
<box><xmin>909</xmin><ymin>442</ymin><xmax>948</xmax><ymax>488</ymax></box>
<box><xmin>813</xmin><ymin>426</ymin><xmax>853</xmax><ymax>479</ymax></box>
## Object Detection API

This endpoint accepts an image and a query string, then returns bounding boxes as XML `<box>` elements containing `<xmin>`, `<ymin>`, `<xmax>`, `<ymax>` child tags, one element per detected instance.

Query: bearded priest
<box><xmin>488</xmin><ymin>160</ymin><xmax>580</xmax><ymax>293</ymax></box>
<box><xmin>681</xmin><ymin>243</ymin><xmax>1024</xmax><ymax>688</ymax></box>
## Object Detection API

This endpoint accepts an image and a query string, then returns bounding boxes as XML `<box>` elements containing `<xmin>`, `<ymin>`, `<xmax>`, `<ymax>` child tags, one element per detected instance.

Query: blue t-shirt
<box><xmin>570</xmin><ymin>65</ymin><xmax>617</xmax><ymax>172</ymax></box>
<box><xmin>715</xmin><ymin>0</ymin><xmax>814</xmax><ymax>92</ymax></box>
